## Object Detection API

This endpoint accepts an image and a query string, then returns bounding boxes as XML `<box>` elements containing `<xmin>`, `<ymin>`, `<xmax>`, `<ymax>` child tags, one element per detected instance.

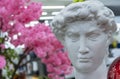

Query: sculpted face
<box><xmin>64</xmin><ymin>21</ymin><xmax>109</xmax><ymax>73</ymax></box>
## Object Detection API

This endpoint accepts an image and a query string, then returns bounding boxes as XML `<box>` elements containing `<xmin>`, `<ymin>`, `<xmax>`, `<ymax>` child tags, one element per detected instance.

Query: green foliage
<box><xmin>3</xmin><ymin>66</ymin><xmax>14</xmax><ymax>78</ymax></box>
<box><xmin>0</xmin><ymin>37</ymin><xmax>4</xmax><ymax>43</ymax></box>
<box><xmin>73</xmin><ymin>0</ymin><xmax>85</xmax><ymax>3</ymax></box>
<box><xmin>1</xmin><ymin>48</ymin><xmax>19</xmax><ymax>78</ymax></box>
<box><xmin>3</xmin><ymin>48</ymin><xmax>18</xmax><ymax>60</ymax></box>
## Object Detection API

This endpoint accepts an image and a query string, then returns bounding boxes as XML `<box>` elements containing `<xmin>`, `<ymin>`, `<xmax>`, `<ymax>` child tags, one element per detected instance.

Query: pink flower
<box><xmin>47</xmin><ymin>64</ymin><xmax>55</xmax><ymax>72</ymax></box>
<box><xmin>0</xmin><ymin>55</ymin><xmax>6</xmax><ymax>69</ymax></box>
<box><xmin>34</xmin><ymin>47</ymin><xmax>47</xmax><ymax>58</ymax></box>
<box><xmin>42</xmin><ymin>51</ymin><xmax>73</xmax><ymax>79</ymax></box>
<box><xmin>14</xmin><ymin>2</ymin><xmax>42</xmax><ymax>23</ymax></box>
<box><xmin>48</xmin><ymin>73</ymin><xmax>65</xmax><ymax>79</ymax></box>
<box><xmin>0</xmin><ymin>44</ymin><xmax>5</xmax><ymax>49</ymax></box>
<box><xmin>0</xmin><ymin>0</ymin><xmax>42</xmax><ymax>32</ymax></box>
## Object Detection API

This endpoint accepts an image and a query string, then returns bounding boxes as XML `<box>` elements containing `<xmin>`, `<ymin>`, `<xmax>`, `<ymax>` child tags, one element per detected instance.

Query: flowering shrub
<box><xmin>11</xmin><ymin>23</ymin><xmax>73</xmax><ymax>79</ymax></box>
<box><xmin>0</xmin><ymin>0</ymin><xmax>72</xmax><ymax>79</ymax></box>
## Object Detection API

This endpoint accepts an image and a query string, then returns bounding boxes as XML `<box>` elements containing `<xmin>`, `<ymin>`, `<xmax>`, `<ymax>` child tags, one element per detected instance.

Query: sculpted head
<box><xmin>50</xmin><ymin>0</ymin><xmax>117</xmax><ymax>73</ymax></box>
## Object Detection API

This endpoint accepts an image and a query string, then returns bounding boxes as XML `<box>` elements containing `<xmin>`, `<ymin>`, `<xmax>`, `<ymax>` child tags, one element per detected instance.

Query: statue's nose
<box><xmin>78</xmin><ymin>37</ymin><xmax>89</xmax><ymax>54</ymax></box>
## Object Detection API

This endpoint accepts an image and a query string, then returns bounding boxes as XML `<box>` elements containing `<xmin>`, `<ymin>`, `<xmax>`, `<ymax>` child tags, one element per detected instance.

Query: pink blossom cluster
<box><xmin>0</xmin><ymin>0</ymin><xmax>42</xmax><ymax>32</ymax></box>
<box><xmin>10</xmin><ymin>23</ymin><xmax>63</xmax><ymax>54</ymax></box>
<box><xmin>0</xmin><ymin>55</ymin><xmax>6</xmax><ymax>69</ymax></box>
<box><xmin>43</xmin><ymin>51</ymin><xmax>73</xmax><ymax>79</ymax></box>
<box><xmin>0</xmin><ymin>0</ymin><xmax>42</xmax><ymax>69</ymax></box>
<box><xmin>11</xmin><ymin>23</ymin><xmax>73</xmax><ymax>79</ymax></box>
<box><xmin>0</xmin><ymin>0</ymin><xmax>73</xmax><ymax>78</ymax></box>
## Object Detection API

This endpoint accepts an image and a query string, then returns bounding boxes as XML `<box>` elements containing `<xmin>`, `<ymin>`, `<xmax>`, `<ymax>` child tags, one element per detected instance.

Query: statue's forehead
<box><xmin>66</xmin><ymin>21</ymin><xmax>101</xmax><ymax>33</ymax></box>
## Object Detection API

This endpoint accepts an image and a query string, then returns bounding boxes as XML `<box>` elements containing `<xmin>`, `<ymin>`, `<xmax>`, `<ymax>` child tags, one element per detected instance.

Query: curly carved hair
<box><xmin>50</xmin><ymin>0</ymin><xmax>117</xmax><ymax>41</ymax></box>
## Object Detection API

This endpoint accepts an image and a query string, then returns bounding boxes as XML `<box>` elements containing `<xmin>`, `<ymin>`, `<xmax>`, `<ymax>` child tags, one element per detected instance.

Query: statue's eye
<box><xmin>66</xmin><ymin>32</ymin><xmax>80</xmax><ymax>42</ymax></box>
<box><xmin>87</xmin><ymin>32</ymin><xmax>101</xmax><ymax>41</ymax></box>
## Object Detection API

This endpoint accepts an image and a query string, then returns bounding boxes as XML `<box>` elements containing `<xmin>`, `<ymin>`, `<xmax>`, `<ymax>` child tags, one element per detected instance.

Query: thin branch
<box><xmin>11</xmin><ymin>48</ymin><xmax>29</xmax><ymax>79</ymax></box>
<box><xmin>7</xmin><ymin>56</ymin><xmax>16</xmax><ymax>67</ymax></box>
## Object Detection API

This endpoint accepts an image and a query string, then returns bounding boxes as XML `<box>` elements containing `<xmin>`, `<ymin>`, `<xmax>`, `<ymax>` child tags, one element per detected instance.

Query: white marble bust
<box><xmin>50</xmin><ymin>0</ymin><xmax>117</xmax><ymax>79</ymax></box>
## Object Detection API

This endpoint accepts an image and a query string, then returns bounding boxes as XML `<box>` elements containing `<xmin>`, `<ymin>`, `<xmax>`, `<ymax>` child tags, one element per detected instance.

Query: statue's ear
<box><xmin>106</xmin><ymin>31</ymin><xmax>113</xmax><ymax>45</ymax></box>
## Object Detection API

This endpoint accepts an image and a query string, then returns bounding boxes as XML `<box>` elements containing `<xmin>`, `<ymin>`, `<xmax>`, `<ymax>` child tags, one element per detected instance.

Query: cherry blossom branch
<box><xmin>11</xmin><ymin>47</ymin><xmax>31</xmax><ymax>79</ymax></box>
<box><xmin>7</xmin><ymin>56</ymin><xmax>16</xmax><ymax>67</ymax></box>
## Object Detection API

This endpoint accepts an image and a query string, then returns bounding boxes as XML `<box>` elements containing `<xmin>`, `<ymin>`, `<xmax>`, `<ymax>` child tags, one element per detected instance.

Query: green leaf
<box><xmin>73</xmin><ymin>0</ymin><xmax>85</xmax><ymax>2</ymax></box>
<box><xmin>0</xmin><ymin>37</ymin><xmax>4</xmax><ymax>43</ymax></box>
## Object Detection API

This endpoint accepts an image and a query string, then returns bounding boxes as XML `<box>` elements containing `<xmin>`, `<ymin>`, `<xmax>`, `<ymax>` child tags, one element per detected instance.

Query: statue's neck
<box><xmin>75</xmin><ymin>60</ymin><xmax>107</xmax><ymax>79</ymax></box>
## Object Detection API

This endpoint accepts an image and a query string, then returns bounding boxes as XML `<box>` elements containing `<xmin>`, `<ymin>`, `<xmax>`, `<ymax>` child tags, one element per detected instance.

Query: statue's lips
<box><xmin>78</xmin><ymin>57</ymin><xmax>93</xmax><ymax>62</ymax></box>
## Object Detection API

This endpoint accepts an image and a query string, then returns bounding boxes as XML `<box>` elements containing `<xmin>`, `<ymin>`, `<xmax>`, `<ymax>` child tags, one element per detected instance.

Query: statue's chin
<box><xmin>74</xmin><ymin>62</ymin><xmax>99</xmax><ymax>73</ymax></box>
